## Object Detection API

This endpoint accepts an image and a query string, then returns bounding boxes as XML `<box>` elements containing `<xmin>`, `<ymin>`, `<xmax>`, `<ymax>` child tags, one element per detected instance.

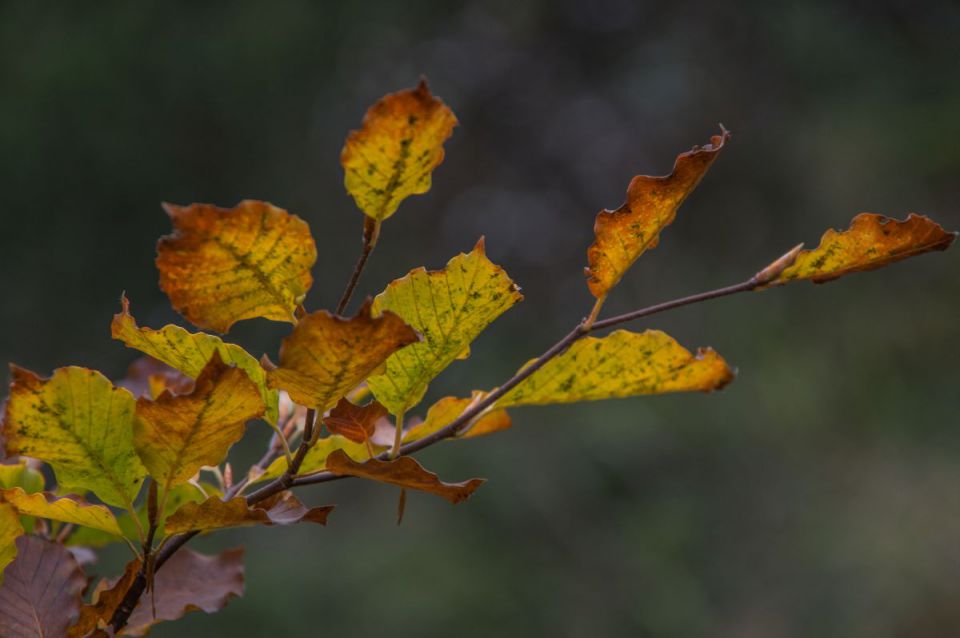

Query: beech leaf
<box><xmin>0</xmin><ymin>460</ymin><xmax>44</xmax><ymax>494</ymax></box>
<box><xmin>0</xmin><ymin>503</ymin><xmax>23</xmax><ymax>583</ymax></box>
<box><xmin>325</xmin><ymin>449</ymin><xmax>485</xmax><ymax>504</ymax></box>
<box><xmin>2</xmin><ymin>366</ymin><xmax>145</xmax><ymax>509</ymax></box>
<box><xmin>261</xmin><ymin>434</ymin><xmax>379</xmax><ymax>480</ymax></box>
<box><xmin>0</xmin><ymin>488</ymin><xmax>123</xmax><ymax>536</ymax></box>
<box><xmin>769</xmin><ymin>213</ymin><xmax>957</xmax><ymax>286</ymax></box>
<box><xmin>497</xmin><ymin>329</ymin><xmax>734</xmax><ymax>407</ymax></box>
<box><xmin>403</xmin><ymin>394</ymin><xmax>511</xmax><ymax>444</ymax></box>
<box><xmin>165</xmin><ymin>492</ymin><xmax>332</xmax><ymax>535</ymax></box>
<box><xmin>367</xmin><ymin>239</ymin><xmax>523</xmax><ymax>415</ymax></box>
<box><xmin>112</xmin><ymin>296</ymin><xmax>280</xmax><ymax>423</ymax></box>
<box><xmin>69</xmin><ymin>558</ymin><xmax>141</xmax><ymax>638</ymax></box>
<box><xmin>324</xmin><ymin>398</ymin><xmax>388</xmax><ymax>444</ymax></box>
<box><xmin>134</xmin><ymin>352</ymin><xmax>264</xmax><ymax>489</ymax></box>
<box><xmin>267</xmin><ymin>300</ymin><xmax>418</xmax><ymax>411</ymax></box>
<box><xmin>0</xmin><ymin>536</ymin><xmax>86</xmax><ymax>637</ymax></box>
<box><xmin>585</xmin><ymin>130</ymin><xmax>729</xmax><ymax>298</ymax></box>
<box><xmin>156</xmin><ymin>200</ymin><xmax>317</xmax><ymax>333</ymax></box>
<box><xmin>342</xmin><ymin>78</ymin><xmax>458</xmax><ymax>221</ymax></box>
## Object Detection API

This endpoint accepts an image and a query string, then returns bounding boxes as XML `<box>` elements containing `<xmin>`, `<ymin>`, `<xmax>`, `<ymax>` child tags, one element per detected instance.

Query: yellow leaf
<box><xmin>770</xmin><ymin>213</ymin><xmax>957</xmax><ymax>286</ymax></box>
<box><xmin>156</xmin><ymin>200</ymin><xmax>317</xmax><ymax>333</ymax></box>
<box><xmin>266</xmin><ymin>300</ymin><xmax>419</xmax><ymax>411</ymax></box>
<box><xmin>342</xmin><ymin>79</ymin><xmax>458</xmax><ymax>221</ymax></box>
<box><xmin>164</xmin><ymin>492</ymin><xmax>332</xmax><ymax>535</ymax></box>
<box><xmin>0</xmin><ymin>504</ymin><xmax>23</xmax><ymax>585</ymax></box>
<box><xmin>497</xmin><ymin>329</ymin><xmax>734</xmax><ymax>407</ymax></box>
<box><xmin>403</xmin><ymin>394</ymin><xmax>511</xmax><ymax>444</ymax></box>
<box><xmin>0</xmin><ymin>488</ymin><xmax>122</xmax><ymax>536</ymax></box>
<box><xmin>261</xmin><ymin>434</ymin><xmax>378</xmax><ymax>481</ymax></box>
<box><xmin>585</xmin><ymin>130</ymin><xmax>729</xmax><ymax>298</ymax></box>
<box><xmin>134</xmin><ymin>352</ymin><xmax>264</xmax><ymax>489</ymax></box>
<box><xmin>3</xmin><ymin>366</ymin><xmax>145</xmax><ymax>509</ymax></box>
<box><xmin>112</xmin><ymin>295</ymin><xmax>280</xmax><ymax>424</ymax></box>
<box><xmin>0</xmin><ymin>461</ymin><xmax>44</xmax><ymax>494</ymax></box>
<box><xmin>367</xmin><ymin>239</ymin><xmax>523</xmax><ymax>414</ymax></box>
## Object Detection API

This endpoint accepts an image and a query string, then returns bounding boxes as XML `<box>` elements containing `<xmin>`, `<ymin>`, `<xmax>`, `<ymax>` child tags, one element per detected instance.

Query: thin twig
<box><xmin>336</xmin><ymin>218</ymin><xmax>381</xmax><ymax>315</ymax></box>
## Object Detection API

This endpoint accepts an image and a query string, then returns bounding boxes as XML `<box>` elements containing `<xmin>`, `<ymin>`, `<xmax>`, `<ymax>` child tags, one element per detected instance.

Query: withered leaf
<box><xmin>164</xmin><ymin>492</ymin><xmax>332</xmax><ymax>535</ymax></box>
<box><xmin>325</xmin><ymin>449</ymin><xmax>485</xmax><ymax>504</ymax></box>
<box><xmin>324</xmin><ymin>398</ymin><xmax>388</xmax><ymax>444</ymax></box>
<box><xmin>69</xmin><ymin>558</ymin><xmax>141</xmax><ymax>638</ymax></box>
<box><xmin>342</xmin><ymin>79</ymin><xmax>458</xmax><ymax>221</ymax></box>
<box><xmin>134</xmin><ymin>352</ymin><xmax>264</xmax><ymax>489</ymax></box>
<box><xmin>0</xmin><ymin>535</ymin><xmax>86</xmax><ymax>637</ymax></box>
<box><xmin>497</xmin><ymin>329</ymin><xmax>734</xmax><ymax>407</ymax></box>
<box><xmin>3</xmin><ymin>366</ymin><xmax>145</xmax><ymax>509</ymax></box>
<box><xmin>267</xmin><ymin>300</ymin><xmax>418</xmax><ymax>411</ymax></box>
<box><xmin>770</xmin><ymin>213</ymin><xmax>957</xmax><ymax>285</ymax></box>
<box><xmin>367</xmin><ymin>239</ymin><xmax>523</xmax><ymax>415</ymax></box>
<box><xmin>156</xmin><ymin>200</ymin><xmax>317</xmax><ymax>333</ymax></box>
<box><xmin>0</xmin><ymin>488</ymin><xmax>123</xmax><ymax>536</ymax></box>
<box><xmin>585</xmin><ymin>130</ymin><xmax>729</xmax><ymax>298</ymax></box>
<box><xmin>403</xmin><ymin>394</ymin><xmax>511</xmax><ymax>444</ymax></box>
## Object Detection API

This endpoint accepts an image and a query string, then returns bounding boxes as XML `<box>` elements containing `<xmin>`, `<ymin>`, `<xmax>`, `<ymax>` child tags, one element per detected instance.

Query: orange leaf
<box><xmin>0</xmin><ymin>536</ymin><xmax>86</xmax><ymax>637</ymax></box>
<box><xmin>325</xmin><ymin>449</ymin><xmax>484</xmax><ymax>504</ymax></box>
<box><xmin>403</xmin><ymin>394</ymin><xmax>511</xmax><ymax>444</ymax></box>
<box><xmin>69</xmin><ymin>558</ymin><xmax>141</xmax><ymax>638</ymax></box>
<box><xmin>342</xmin><ymin>79</ymin><xmax>458</xmax><ymax>221</ymax></box>
<box><xmin>156</xmin><ymin>200</ymin><xmax>317</xmax><ymax>333</ymax></box>
<box><xmin>134</xmin><ymin>352</ymin><xmax>264</xmax><ymax>489</ymax></box>
<box><xmin>585</xmin><ymin>129</ymin><xmax>729</xmax><ymax>298</ymax></box>
<box><xmin>770</xmin><ymin>213</ymin><xmax>957</xmax><ymax>286</ymax></box>
<box><xmin>164</xmin><ymin>492</ymin><xmax>333</xmax><ymax>535</ymax></box>
<box><xmin>267</xmin><ymin>300</ymin><xmax>419</xmax><ymax>411</ymax></box>
<box><xmin>324</xmin><ymin>398</ymin><xmax>389</xmax><ymax>444</ymax></box>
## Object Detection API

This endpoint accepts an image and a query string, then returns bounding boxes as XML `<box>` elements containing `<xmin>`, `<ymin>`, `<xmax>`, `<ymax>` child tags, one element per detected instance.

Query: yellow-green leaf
<box><xmin>497</xmin><ymin>329</ymin><xmax>734</xmax><ymax>407</ymax></box>
<box><xmin>403</xmin><ymin>394</ymin><xmax>511</xmax><ymax>444</ymax></box>
<box><xmin>0</xmin><ymin>488</ymin><xmax>122</xmax><ymax>536</ymax></box>
<box><xmin>0</xmin><ymin>504</ymin><xmax>23</xmax><ymax>585</ymax></box>
<box><xmin>266</xmin><ymin>300</ymin><xmax>419</xmax><ymax>411</ymax></box>
<box><xmin>157</xmin><ymin>200</ymin><xmax>318</xmax><ymax>333</ymax></box>
<box><xmin>164</xmin><ymin>492</ymin><xmax>332</xmax><ymax>535</ymax></box>
<box><xmin>367</xmin><ymin>239</ymin><xmax>523</xmax><ymax>414</ymax></box>
<box><xmin>134</xmin><ymin>352</ymin><xmax>264</xmax><ymax>490</ymax></box>
<box><xmin>342</xmin><ymin>79</ymin><xmax>458</xmax><ymax>221</ymax></box>
<box><xmin>261</xmin><ymin>434</ymin><xmax>379</xmax><ymax>481</ymax></box>
<box><xmin>112</xmin><ymin>295</ymin><xmax>279</xmax><ymax>424</ymax></box>
<box><xmin>0</xmin><ymin>461</ymin><xmax>44</xmax><ymax>494</ymax></box>
<box><xmin>3</xmin><ymin>366</ymin><xmax>145</xmax><ymax>509</ymax></box>
<box><xmin>770</xmin><ymin>213</ymin><xmax>957</xmax><ymax>286</ymax></box>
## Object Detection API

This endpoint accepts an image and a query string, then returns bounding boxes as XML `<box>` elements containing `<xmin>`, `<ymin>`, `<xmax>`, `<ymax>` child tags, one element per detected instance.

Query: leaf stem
<box><xmin>336</xmin><ymin>217</ymin><xmax>381</xmax><ymax>315</ymax></box>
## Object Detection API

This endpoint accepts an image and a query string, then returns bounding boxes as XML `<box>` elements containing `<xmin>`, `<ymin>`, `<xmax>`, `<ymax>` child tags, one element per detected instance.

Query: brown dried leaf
<box><xmin>164</xmin><ymin>492</ymin><xmax>332</xmax><ymax>535</ymax></box>
<box><xmin>325</xmin><ymin>449</ymin><xmax>484</xmax><ymax>504</ymax></box>
<box><xmin>324</xmin><ymin>398</ymin><xmax>388</xmax><ymax>444</ymax></box>
<box><xmin>69</xmin><ymin>558</ymin><xmax>141</xmax><ymax>638</ymax></box>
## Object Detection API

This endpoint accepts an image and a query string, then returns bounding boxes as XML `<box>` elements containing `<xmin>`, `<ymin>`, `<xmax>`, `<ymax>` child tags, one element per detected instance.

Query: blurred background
<box><xmin>1</xmin><ymin>1</ymin><xmax>959</xmax><ymax>636</ymax></box>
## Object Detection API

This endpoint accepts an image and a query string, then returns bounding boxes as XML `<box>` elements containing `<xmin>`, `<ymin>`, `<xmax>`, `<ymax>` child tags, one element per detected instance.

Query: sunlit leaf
<box><xmin>165</xmin><ymin>492</ymin><xmax>333</xmax><ymax>535</ymax></box>
<box><xmin>0</xmin><ymin>504</ymin><xmax>23</xmax><ymax>584</ymax></box>
<box><xmin>342</xmin><ymin>79</ymin><xmax>458</xmax><ymax>221</ymax></box>
<box><xmin>118</xmin><ymin>547</ymin><xmax>244</xmax><ymax>636</ymax></box>
<box><xmin>3</xmin><ymin>366</ymin><xmax>145</xmax><ymax>509</ymax></box>
<box><xmin>769</xmin><ymin>213</ymin><xmax>957</xmax><ymax>286</ymax></box>
<box><xmin>367</xmin><ymin>239</ymin><xmax>523</xmax><ymax>414</ymax></box>
<box><xmin>324</xmin><ymin>398</ymin><xmax>388</xmax><ymax>444</ymax></box>
<box><xmin>261</xmin><ymin>434</ymin><xmax>379</xmax><ymax>481</ymax></box>
<box><xmin>156</xmin><ymin>200</ymin><xmax>317</xmax><ymax>333</ymax></box>
<box><xmin>497</xmin><ymin>329</ymin><xmax>734</xmax><ymax>407</ymax></box>
<box><xmin>1</xmin><ymin>488</ymin><xmax>122</xmax><ymax>536</ymax></box>
<box><xmin>267</xmin><ymin>300</ymin><xmax>418</xmax><ymax>412</ymax></box>
<box><xmin>112</xmin><ymin>296</ymin><xmax>279</xmax><ymax>423</ymax></box>
<box><xmin>0</xmin><ymin>536</ymin><xmax>86</xmax><ymax>636</ymax></box>
<box><xmin>69</xmin><ymin>558</ymin><xmax>141</xmax><ymax>638</ymax></box>
<box><xmin>403</xmin><ymin>394</ymin><xmax>511</xmax><ymax>444</ymax></box>
<box><xmin>325</xmin><ymin>449</ymin><xmax>484</xmax><ymax>504</ymax></box>
<box><xmin>585</xmin><ymin>130</ymin><xmax>729</xmax><ymax>298</ymax></box>
<box><xmin>134</xmin><ymin>352</ymin><xmax>264</xmax><ymax>490</ymax></box>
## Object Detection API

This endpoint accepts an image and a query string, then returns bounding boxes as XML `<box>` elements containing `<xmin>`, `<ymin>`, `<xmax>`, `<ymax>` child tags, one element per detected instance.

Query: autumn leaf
<box><xmin>497</xmin><ymin>329</ymin><xmax>734</xmax><ymax>407</ymax></box>
<box><xmin>585</xmin><ymin>130</ymin><xmax>729</xmax><ymax>299</ymax></box>
<box><xmin>266</xmin><ymin>300</ymin><xmax>418</xmax><ymax>411</ymax></box>
<box><xmin>164</xmin><ymin>492</ymin><xmax>332</xmax><ymax>535</ymax></box>
<box><xmin>118</xmin><ymin>547</ymin><xmax>244</xmax><ymax>636</ymax></box>
<box><xmin>69</xmin><ymin>558</ymin><xmax>141</xmax><ymax>638</ymax></box>
<box><xmin>342</xmin><ymin>79</ymin><xmax>458</xmax><ymax>221</ymax></box>
<box><xmin>3</xmin><ymin>366</ymin><xmax>145</xmax><ymax>509</ymax></box>
<box><xmin>324</xmin><ymin>398</ymin><xmax>388</xmax><ymax>444</ymax></box>
<box><xmin>134</xmin><ymin>352</ymin><xmax>264</xmax><ymax>490</ymax></box>
<box><xmin>261</xmin><ymin>434</ymin><xmax>379</xmax><ymax>480</ymax></box>
<box><xmin>325</xmin><ymin>449</ymin><xmax>485</xmax><ymax>504</ymax></box>
<box><xmin>367</xmin><ymin>239</ymin><xmax>523</xmax><ymax>415</ymax></box>
<box><xmin>0</xmin><ymin>504</ymin><xmax>23</xmax><ymax>584</ymax></box>
<box><xmin>0</xmin><ymin>535</ymin><xmax>86</xmax><ymax>637</ymax></box>
<box><xmin>156</xmin><ymin>200</ymin><xmax>317</xmax><ymax>333</ymax></box>
<box><xmin>768</xmin><ymin>213</ymin><xmax>957</xmax><ymax>286</ymax></box>
<box><xmin>113</xmin><ymin>296</ymin><xmax>280</xmax><ymax>423</ymax></box>
<box><xmin>1</xmin><ymin>488</ymin><xmax>122</xmax><ymax>536</ymax></box>
<box><xmin>403</xmin><ymin>394</ymin><xmax>511</xmax><ymax>444</ymax></box>
<box><xmin>0</xmin><ymin>460</ymin><xmax>44</xmax><ymax>494</ymax></box>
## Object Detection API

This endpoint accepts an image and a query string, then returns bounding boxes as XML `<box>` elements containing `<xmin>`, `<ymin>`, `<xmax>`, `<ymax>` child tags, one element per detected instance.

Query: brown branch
<box><xmin>336</xmin><ymin>217</ymin><xmax>381</xmax><ymax>315</ymax></box>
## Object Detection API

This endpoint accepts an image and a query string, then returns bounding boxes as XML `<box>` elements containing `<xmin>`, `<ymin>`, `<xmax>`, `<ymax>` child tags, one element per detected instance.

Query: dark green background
<box><xmin>2</xmin><ymin>1</ymin><xmax>959</xmax><ymax>636</ymax></box>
